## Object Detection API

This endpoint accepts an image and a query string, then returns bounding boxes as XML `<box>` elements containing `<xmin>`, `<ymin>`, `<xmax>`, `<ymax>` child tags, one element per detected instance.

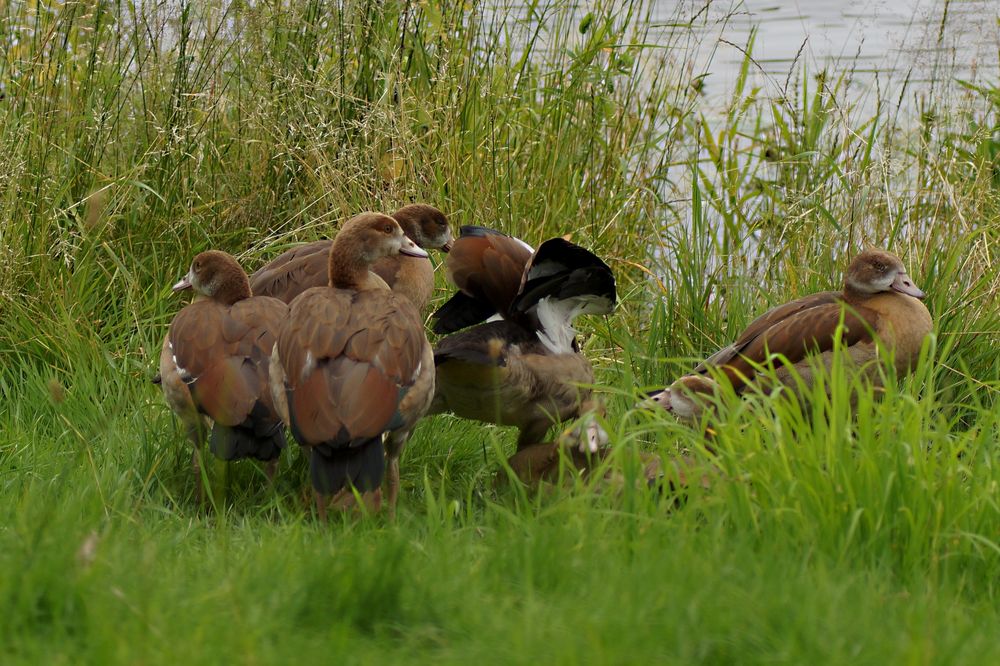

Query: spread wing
<box><xmin>278</xmin><ymin>288</ymin><xmax>427</xmax><ymax>447</ymax></box>
<box><xmin>511</xmin><ymin>237</ymin><xmax>617</xmax><ymax>321</ymax></box>
<box><xmin>431</xmin><ymin>226</ymin><xmax>533</xmax><ymax>334</ymax></box>
<box><xmin>166</xmin><ymin>297</ymin><xmax>288</xmax><ymax>426</ymax></box>
<box><xmin>697</xmin><ymin>298</ymin><xmax>879</xmax><ymax>390</ymax></box>
<box><xmin>249</xmin><ymin>240</ymin><xmax>331</xmax><ymax>302</ymax></box>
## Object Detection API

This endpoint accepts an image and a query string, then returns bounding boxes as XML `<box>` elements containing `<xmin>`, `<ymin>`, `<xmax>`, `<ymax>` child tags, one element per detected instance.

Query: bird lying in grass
<box><xmin>648</xmin><ymin>249</ymin><xmax>932</xmax><ymax>422</ymax></box>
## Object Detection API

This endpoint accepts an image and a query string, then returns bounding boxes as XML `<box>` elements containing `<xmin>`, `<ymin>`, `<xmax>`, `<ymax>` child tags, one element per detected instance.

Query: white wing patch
<box><xmin>300</xmin><ymin>349</ymin><xmax>316</xmax><ymax>382</ymax></box>
<box><xmin>514</xmin><ymin>236</ymin><xmax>534</xmax><ymax>254</ymax></box>
<box><xmin>534</xmin><ymin>297</ymin><xmax>583</xmax><ymax>355</ymax></box>
<box><xmin>168</xmin><ymin>340</ymin><xmax>192</xmax><ymax>382</ymax></box>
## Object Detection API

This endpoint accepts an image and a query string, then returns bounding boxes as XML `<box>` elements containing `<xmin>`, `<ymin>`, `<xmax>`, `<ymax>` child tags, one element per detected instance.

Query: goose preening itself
<box><xmin>430</xmin><ymin>229</ymin><xmax>617</xmax><ymax>450</ymax></box>
<box><xmin>250</xmin><ymin>203</ymin><xmax>452</xmax><ymax>312</ymax></box>
<box><xmin>158</xmin><ymin>251</ymin><xmax>289</xmax><ymax>502</ymax></box>
<box><xmin>648</xmin><ymin>249</ymin><xmax>933</xmax><ymax>420</ymax></box>
<box><xmin>269</xmin><ymin>212</ymin><xmax>434</xmax><ymax>518</ymax></box>
<box><xmin>430</xmin><ymin>225</ymin><xmax>534</xmax><ymax>334</ymax></box>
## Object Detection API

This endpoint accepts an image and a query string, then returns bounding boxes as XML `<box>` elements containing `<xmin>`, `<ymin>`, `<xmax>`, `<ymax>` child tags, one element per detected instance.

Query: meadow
<box><xmin>1</xmin><ymin>0</ymin><xmax>998</xmax><ymax>663</ymax></box>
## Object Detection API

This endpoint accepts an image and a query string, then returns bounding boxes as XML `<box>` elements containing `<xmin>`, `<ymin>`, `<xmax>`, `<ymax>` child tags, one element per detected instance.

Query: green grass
<box><xmin>2</xmin><ymin>0</ymin><xmax>999</xmax><ymax>663</ymax></box>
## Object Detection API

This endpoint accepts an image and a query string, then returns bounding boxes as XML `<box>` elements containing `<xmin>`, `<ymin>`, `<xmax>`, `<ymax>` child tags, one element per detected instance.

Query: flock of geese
<box><xmin>156</xmin><ymin>204</ymin><xmax>933</xmax><ymax>517</ymax></box>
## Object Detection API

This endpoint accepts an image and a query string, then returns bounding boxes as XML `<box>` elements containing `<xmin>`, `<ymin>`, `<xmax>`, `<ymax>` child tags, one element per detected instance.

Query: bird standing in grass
<box><xmin>269</xmin><ymin>212</ymin><xmax>434</xmax><ymax>519</ymax></box>
<box><xmin>159</xmin><ymin>250</ymin><xmax>289</xmax><ymax>503</ymax></box>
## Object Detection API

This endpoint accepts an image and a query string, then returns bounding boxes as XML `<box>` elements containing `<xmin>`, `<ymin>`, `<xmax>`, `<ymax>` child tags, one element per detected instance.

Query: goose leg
<box><xmin>264</xmin><ymin>458</ymin><xmax>279</xmax><ymax>484</ymax></box>
<box><xmin>386</xmin><ymin>457</ymin><xmax>400</xmax><ymax>517</ymax></box>
<box><xmin>364</xmin><ymin>488</ymin><xmax>383</xmax><ymax>514</ymax></box>
<box><xmin>185</xmin><ymin>417</ymin><xmax>209</xmax><ymax>508</ymax></box>
<box><xmin>191</xmin><ymin>446</ymin><xmax>204</xmax><ymax>506</ymax></box>
<box><xmin>384</xmin><ymin>429</ymin><xmax>409</xmax><ymax>517</ymax></box>
<box><xmin>328</xmin><ymin>488</ymin><xmax>382</xmax><ymax>515</ymax></box>
<box><xmin>315</xmin><ymin>490</ymin><xmax>328</xmax><ymax>522</ymax></box>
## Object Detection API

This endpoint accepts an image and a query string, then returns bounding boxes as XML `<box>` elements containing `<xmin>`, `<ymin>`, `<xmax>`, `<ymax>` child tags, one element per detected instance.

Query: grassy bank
<box><xmin>1</xmin><ymin>0</ymin><xmax>998</xmax><ymax>663</ymax></box>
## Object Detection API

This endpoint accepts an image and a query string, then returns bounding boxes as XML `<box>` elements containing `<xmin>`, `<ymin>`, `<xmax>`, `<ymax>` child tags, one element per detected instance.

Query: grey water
<box><xmin>676</xmin><ymin>0</ymin><xmax>998</xmax><ymax>92</ymax></box>
<box><xmin>487</xmin><ymin>0</ymin><xmax>998</xmax><ymax>114</ymax></box>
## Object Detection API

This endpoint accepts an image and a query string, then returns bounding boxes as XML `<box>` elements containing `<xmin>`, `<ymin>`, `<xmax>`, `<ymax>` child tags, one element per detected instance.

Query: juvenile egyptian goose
<box><xmin>249</xmin><ymin>203</ymin><xmax>451</xmax><ymax>311</ymax></box>
<box><xmin>646</xmin><ymin>375</ymin><xmax>718</xmax><ymax>425</ymax></box>
<box><xmin>430</xmin><ymin>235</ymin><xmax>616</xmax><ymax>450</ymax></box>
<box><xmin>269</xmin><ymin>212</ymin><xmax>434</xmax><ymax>518</ymax></box>
<box><xmin>158</xmin><ymin>251</ymin><xmax>289</xmax><ymax>502</ymax></box>
<box><xmin>648</xmin><ymin>249</ymin><xmax>932</xmax><ymax>415</ymax></box>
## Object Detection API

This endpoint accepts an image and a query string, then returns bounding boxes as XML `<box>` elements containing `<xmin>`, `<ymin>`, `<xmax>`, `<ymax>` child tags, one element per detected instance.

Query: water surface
<box><xmin>668</xmin><ymin>0</ymin><xmax>999</xmax><ymax>105</ymax></box>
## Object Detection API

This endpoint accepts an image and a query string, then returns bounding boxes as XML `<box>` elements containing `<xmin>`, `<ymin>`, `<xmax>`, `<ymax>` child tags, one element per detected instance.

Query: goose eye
<box><xmin>193</xmin><ymin>261</ymin><xmax>201</xmax><ymax>271</ymax></box>
<box><xmin>383</xmin><ymin>223</ymin><xmax>394</xmax><ymax>234</ymax></box>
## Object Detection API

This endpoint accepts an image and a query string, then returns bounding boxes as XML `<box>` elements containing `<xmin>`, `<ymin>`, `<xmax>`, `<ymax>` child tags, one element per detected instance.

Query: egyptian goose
<box><xmin>649</xmin><ymin>249</ymin><xmax>932</xmax><ymax>416</ymax></box>
<box><xmin>646</xmin><ymin>375</ymin><xmax>718</xmax><ymax>425</ymax></box>
<box><xmin>249</xmin><ymin>203</ymin><xmax>451</xmax><ymax>311</ymax></box>
<box><xmin>268</xmin><ymin>212</ymin><xmax>434</xmax><ymax>518</ymax></box>
<box><xmin>158</xmin><ymin>251</ymin><xmax>289</xmax><ymax>502</ymax></box>
<box><xmin>430</xmin><ymin>234</ymin><xmax>616</xmax><ymax>450</ymax></box>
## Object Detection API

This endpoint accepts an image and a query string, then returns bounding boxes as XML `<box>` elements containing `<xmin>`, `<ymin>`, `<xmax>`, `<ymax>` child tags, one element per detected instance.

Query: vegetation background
<box><xmin>1</xmin><ymin>0</ymin><xmax>997</xmax><ymax>662</ymax></box>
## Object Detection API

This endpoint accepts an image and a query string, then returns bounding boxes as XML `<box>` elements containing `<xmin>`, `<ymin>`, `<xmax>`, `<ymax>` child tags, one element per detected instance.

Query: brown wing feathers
<box><xmin>166</xmin><ymin>296</ymin><xmax>288</xmax><ymax>461</ymax></box>
<box><xmin>278</xmin><ymin>287</ymin><xmax>427</xmax><ymax>495</ymax></box>
<box><xmin>705</xmin><ymin>301</ymin><xmax>879</xmax><ymax>390</ymax></box>
<box><xmin>248</xmin><ymin>240</ymin><xmax>331</xmax><ymax>302</ymax></box>
<box><xmin>432</xmin><ymin>227</ymin><xmax>533</xmax><ymax>334</ymax></box>
<box><xmin>280</xmin><ymin>289</ymin><xmax>424</xmax><ymax>447</ymax></box>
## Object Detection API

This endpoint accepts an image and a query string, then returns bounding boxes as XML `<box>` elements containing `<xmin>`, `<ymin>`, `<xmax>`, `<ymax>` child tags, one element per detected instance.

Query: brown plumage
<box><xmin>432</xmin><ymin>320</ymin><xmax>598</xmax><ymax>448</ymax></box>
<box><xmin>249</xmin><ymin>204</ymin><xmax>451</xmax><ymax>311</ymax></box>
<box><xmin>430</xmin><ymin>237</ymin><xmax>617</xmax><ymax>450</ymax></box>
<box><xmin>650</xmin><ymin>249</ymin><xmax>933</xmax><ymax>418</ymax></box>
<box><xmin>431</xmin><ymin>226</ymin><xmax>534</xmax><ymax>334</ymax></box>
<box><xmin>269</xmin><ymin>212</ymin><xmax>434</xmax><ymax>517</ymax></box>
<box><xmin>158</xmin><ymin>250</ymin><xmax>288</xmax><ymax>502</ymax></box>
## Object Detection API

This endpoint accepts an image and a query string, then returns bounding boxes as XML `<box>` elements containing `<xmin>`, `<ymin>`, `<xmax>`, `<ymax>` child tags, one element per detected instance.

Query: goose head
<box><xmin>646</xmin><ymin>374</ymin><xmax>717</xmax><ymax>423</ymax></box>
<box><xmin>328</xmin><ymin>212</ymin><xmax>428</xmax><ymax>289</ymax></box>
<box><xmin>392</xmin><ymin>203</ymin><xmax>454</xmax><ymax>252</ymax></box>
<box><xmin>172</xmin><ymin>250</ymin><xmax>251</xmax><ymax>305</ymax></box>
<box><xmin>844</xmin><ymin>249</ymin><xmax>925</xmax><ymax>299</ymax></box>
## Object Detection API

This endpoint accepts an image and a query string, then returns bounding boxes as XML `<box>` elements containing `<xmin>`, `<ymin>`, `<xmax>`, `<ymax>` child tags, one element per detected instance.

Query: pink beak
<box><xmin>890</xmin><ymin>272</ymin><xmax>925</xmax><ymax>299</ymax></box>
<box><xmin>172</xmin><ymin>277</ymin><xmax>192</xmax><ymax>292</ymax></box>
<box><xmin>400</xmin><ymin>237</ymin><xmax>429</xmax><ymax>259</ymax></box>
